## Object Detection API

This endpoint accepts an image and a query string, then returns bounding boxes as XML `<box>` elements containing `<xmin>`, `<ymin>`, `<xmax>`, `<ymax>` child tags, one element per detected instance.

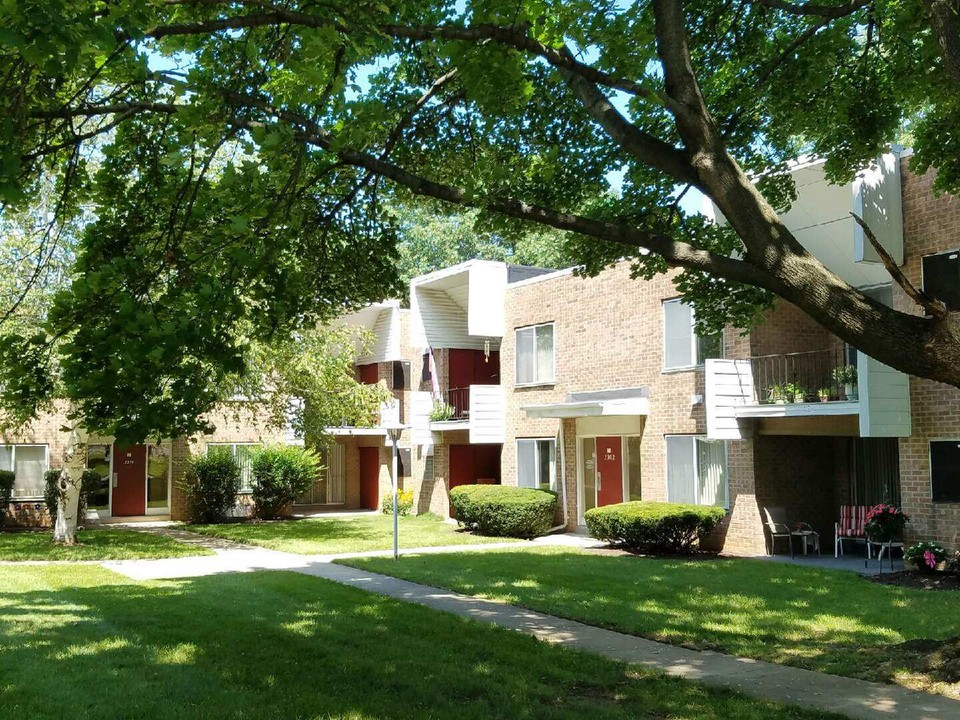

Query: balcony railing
<box><xmin>750</xmin><ymin>348</ymin><xmax>859</xmax><ymax>404</ymax></box>
<box><xmin>430</xmin><ymin>387</ymin><xmax>470</xmax><ymax>421</ymax></box>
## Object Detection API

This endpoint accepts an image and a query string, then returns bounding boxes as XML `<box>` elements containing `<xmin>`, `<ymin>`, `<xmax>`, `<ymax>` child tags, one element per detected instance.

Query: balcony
<box><xmin>706</xmin><ymin>348</ymin><xmax>911</xmax><ymax>439</ymax></box>
<box><xmin>424</xmin><ymin>385</ymin><xmax>505</xmax><ymax>443</ymax></box>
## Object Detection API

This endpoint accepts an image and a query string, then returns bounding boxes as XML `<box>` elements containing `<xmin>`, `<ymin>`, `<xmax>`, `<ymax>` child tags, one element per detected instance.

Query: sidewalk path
<box><xmin>103</xmin><ymin>528</ymin><xmax>959</xmax><ymax>720</ymax></box>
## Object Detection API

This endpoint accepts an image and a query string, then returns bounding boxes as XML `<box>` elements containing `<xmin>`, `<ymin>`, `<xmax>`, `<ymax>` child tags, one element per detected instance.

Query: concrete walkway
<box><xmin>98</xmin><ymin>527</ymin><xmax>960</xmax><ymax>720</ymax></box>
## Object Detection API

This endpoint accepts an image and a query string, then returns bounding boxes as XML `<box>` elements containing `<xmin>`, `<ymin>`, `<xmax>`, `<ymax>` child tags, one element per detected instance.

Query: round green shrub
<box><xmin>381</xmin><ymin>489</ymin><xmax>414</xmax><ymax>516</ymax></box>
<box><xmin>585</xmin><ymin>501</ymin><xmax>726</xmax><ymax>554</ymax></box>
<box><xmin>251</xmin><ymin>445</ymin><xmax>322</xmax><ymax>520</ymax></box>
<box><xmin>182</xmin><ymin>448</ymin><xmax>242</xmax><ymax>524</ymax></box>
<box><xmin>450</xmin><ymin>485</ymin><xmax>557</xmax><ymax>539</ymax></box>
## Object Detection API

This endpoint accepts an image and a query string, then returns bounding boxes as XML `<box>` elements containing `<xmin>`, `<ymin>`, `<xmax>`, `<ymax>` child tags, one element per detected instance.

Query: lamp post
<box><xmin>384</xmin><ymin>423</ymin><xmax>407</xmax><ymax>560</ymax></box>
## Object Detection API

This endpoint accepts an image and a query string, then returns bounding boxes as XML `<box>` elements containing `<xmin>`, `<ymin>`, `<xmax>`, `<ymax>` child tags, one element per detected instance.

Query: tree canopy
<box><xmin>4</xmin><ymin>0</ymin><xmax>960</xmax><ymax>442</ymax></box>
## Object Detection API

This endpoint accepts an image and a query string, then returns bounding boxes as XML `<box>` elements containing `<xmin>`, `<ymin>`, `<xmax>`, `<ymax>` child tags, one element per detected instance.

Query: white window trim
<box><xmin>517</xmin><ymin>438</ymin><xmax>557</xmax><ymax>490</ymax></box>
<box><xmin>661</xmin><ymin>298</ymin><xmax>723</xmax><ymax>373</ymax></box>
<box><xmin>0</xmin><ymin>443</ymin><xmax>50</xmax><ymax>500</ymax></box>
<box><xmin>663</xmin><ymin>434</ymin><xmax>730</xmax><ymax>509</ymax></box>
<box><xmin>515</xmin><ymin>322</ymin><xmax>556</xmax><ymax>386</ymax></box>
<box><xmin>207</xmin><ymin>442</ymin><xmax>261</xmax><ymax>493</ymax></box>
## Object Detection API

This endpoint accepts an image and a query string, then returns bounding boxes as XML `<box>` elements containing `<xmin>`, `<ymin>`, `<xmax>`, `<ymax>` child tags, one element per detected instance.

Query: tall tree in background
<box><xmin>5</xmin><ymin>0</ymin><xmax>960</xmax><ymax>449</ymax></box>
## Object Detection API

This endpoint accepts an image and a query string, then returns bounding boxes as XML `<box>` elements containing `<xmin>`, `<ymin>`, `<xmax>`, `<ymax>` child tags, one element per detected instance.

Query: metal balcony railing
<box><xmin>431</xmin><ymin>387</ymin><xmax>470</xmax><ymax>421</ymax></box>
<box><xmin>750</xmin><ymin>348</ymin><xmax>859</xmax><ymax>404</ymax></box>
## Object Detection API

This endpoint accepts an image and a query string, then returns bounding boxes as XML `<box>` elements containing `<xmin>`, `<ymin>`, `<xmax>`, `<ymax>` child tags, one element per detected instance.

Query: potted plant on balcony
<box><xmin>904</xmin><ymin>541</ymin><xmax>948</xmax><ymax>573</ymax></box>
<box><xmin>832</xmin><ymin>365</ymin><xmax>858</xmax><ymax>401</ymax></box>
<box><xmin>785</xmin><ymin>382</ymin><xmax>807</xmax><ymax>403</ymax></box>
<box><xmin>429</xmin><ymin>400</ymin><xmax>456</xmax><ymax>422</ymax></box>
<box><xmin>767</xmin><ymin>383</ymin><xmax>788</xmax><ymax>403</ymax></box>
<box><xmin>817</xmin><ymin>387</ymin><xmax>833</xmax><ymax>402</ymax></box>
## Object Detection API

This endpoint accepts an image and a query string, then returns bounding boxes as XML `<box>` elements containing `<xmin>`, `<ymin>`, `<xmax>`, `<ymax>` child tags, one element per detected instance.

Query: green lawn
<box><xmin>184</xmin><ymin>513</ymin><xmax>513</xmax><ymax>554</ymax></box>
<box><xmin>0</xmin><ymin>565</ymin><xmax>835</xmax><ymax>720</ymax></box>
<box><xmin>0</xmin><ymin>528</ymin><xmax>211</xmax><ymax>561</ymax></box>
<box><xmin>343</xmin><ymin>547</ymin><xmax>960</xmax><ymax>698</ymax></box>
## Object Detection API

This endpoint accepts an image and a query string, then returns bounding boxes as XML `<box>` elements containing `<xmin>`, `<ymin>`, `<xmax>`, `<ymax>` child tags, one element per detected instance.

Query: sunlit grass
<box><xmin>184</xmin><ymin>513</ymin><xmax>512</xmax><ymax>554</ymax></box>
<box><xmin>343</xmin><ymin>547</ymin><xmax>960</xmax><ymax>697</ymax></box>
<box><xmin>0</xmin><ymin>565</ymin><xmax>833</xmax><ymax>720</ymax></box>
<box><xmin>0</xmin><ymin>528</ymin><xmax>211</xmax><ymax>561</ymax></box>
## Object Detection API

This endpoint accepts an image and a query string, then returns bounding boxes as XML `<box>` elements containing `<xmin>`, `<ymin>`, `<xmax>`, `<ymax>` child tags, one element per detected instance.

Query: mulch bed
<box><xmin>870</xmin><ymin>570</ymin><xmax>960</xmax><ymax>591</ymax></box>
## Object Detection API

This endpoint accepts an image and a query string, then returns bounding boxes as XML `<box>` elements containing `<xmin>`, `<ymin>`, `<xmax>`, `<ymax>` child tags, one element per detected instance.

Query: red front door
<box><xmin>359</xmin><ymin>447</ymin><xmax>380</xmax><ymax>510</ymax></box>
<box><xmin>595</xmin><ymin>437</ymin><xmax>624</xmax><ymax>507</ymax></box>
<box><xmin>112</xmin><ymin>444</ymin><xmax>146</xmax><ymax>516</ymax></box>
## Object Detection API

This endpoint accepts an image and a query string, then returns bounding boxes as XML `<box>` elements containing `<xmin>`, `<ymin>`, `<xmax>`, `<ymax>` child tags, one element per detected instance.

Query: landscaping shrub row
<box><xmin>585</xmin><ymin>501</ymin><xmax>725</xmax><ymax>554</ymax></box>
<box><xmin>184</xmin><ymin>444</ymin><xmax>322</xmax><ymax>523</ymax></box>
<box><xmin>450</xmin><ymin>485</ymin><xmax>557</xmax><ymax>539</ymax></box>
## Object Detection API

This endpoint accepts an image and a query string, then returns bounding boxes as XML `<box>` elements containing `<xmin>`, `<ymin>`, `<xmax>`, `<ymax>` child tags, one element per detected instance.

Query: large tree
<box><xmin>5</xmin><ymin>0</ymin><xmax>960</xmax><ymax>437</ymax></box>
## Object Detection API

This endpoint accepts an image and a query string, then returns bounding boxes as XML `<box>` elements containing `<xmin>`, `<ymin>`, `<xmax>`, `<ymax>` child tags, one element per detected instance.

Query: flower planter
<box><xmin>843</xmin><ymin>383</ymin><xmax>858</xmax><ymax>401</ymax></box>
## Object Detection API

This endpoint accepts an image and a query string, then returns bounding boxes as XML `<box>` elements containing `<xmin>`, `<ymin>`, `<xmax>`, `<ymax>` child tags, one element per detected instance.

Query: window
<box><xmin>147</xmin><ymin>445</ymin><xmax>170</xmax><ymax>509</ymax></box>
<box><xmin>207</xmin><ymin>443</ymin><xmax>260</xmax><ymax>492</ymax></box>
<box><xmin>922</xmin><ymin>250</ymin><xmax>960</xmax><ymax>311</ymax></box>
<box><xmin>393</xmin><ymin>361</ymin><xmax>411</xmax><ymax>390</ymax></box>
<box><xmin>517</xmin><ymin>439</ymin><xmax>556</xmax><ymax>490</ymax></box>
<box><xmin>663</xmin><ymin>299</ymin><xmax>722</xmax><ymax>370</ymax></box>
<box><xmin>665</xmin><ymin>436</ymin><xmax>728</xmax><ymax>507</ymax></box>
<box><xmin>421</xmin><ymin>352</ymin><xmax>432</xmax><ymax>382</ymax></box>
<box><xmin>0</xmin><ymin>444</ymin><xmax>48</xmax><ymax>498</ymax></box>
<box><xmin>85</xmin><ymin>444</ymin><xmax>111</xmax><ymax>510</ymax></box>
<box><xmin>397</xmin><ymin>448</ymin><xmax>412</xmax><ymax>478</ymax></box>
<box><xmin>516</xmin><ymin>323</ymin><xmax>555</xmax><ymax>385</ymax></box>
<box><xmin>930</xmin><ymin>440</ymin><xmax>960</xmax><ymax>503</ymax></box>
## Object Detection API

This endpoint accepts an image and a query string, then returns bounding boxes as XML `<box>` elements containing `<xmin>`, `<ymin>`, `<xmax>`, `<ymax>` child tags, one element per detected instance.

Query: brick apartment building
<box><xmin>3</xmin><ymin>151</ymin><xmax>960</xmax><ymax>554</ymax></box>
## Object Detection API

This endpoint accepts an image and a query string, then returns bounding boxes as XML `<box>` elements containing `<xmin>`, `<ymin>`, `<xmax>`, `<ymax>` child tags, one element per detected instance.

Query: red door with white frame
<box><xmin>359</xmin><ymin>447</ymin><xmax>380</xmax><ymax>510</ymax></box>
<box><xmin>595</xmin><ymin>437</ymin><xmax>624</xmax><ymax>507</ymax></box>
<box><xmin>112</xmin><ymin>444</ymin><xmax>146</xmax><ymax>516</ymax></box>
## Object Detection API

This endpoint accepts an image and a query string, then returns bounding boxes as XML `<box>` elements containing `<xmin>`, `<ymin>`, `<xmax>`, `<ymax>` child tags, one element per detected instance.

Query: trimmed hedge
<box><xmin>251</xmin><ymin>445</ymin><xmax>322</xmax><ymax>519</ymax></box>
<box><xmin>450</xmin><ymin>485</ymin><xmax>557</xmax><ymax>539</ymax></box>
<box><xmin>183</xmin><ymin>449</ymin><xmax>241</xmax><ymax>524</ymax></box>
<box><xmin>585</xmin><ymin>501</ymin><xmax>726</xmax><ymax>554</ymax></box>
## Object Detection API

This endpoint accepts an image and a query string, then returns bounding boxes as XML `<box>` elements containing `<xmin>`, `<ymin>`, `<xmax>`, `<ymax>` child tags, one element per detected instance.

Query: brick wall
<box><xmin>896</xmin><ymin>161</ymin><xmax>960</xmax><ymax>548</ymax></box>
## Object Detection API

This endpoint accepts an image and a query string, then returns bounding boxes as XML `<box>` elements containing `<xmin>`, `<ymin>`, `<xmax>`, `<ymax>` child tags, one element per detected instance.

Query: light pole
<box><xmin>384</xmin><ymin>423</ymin><xmax>407</xmax><ymax>560</ymax></box>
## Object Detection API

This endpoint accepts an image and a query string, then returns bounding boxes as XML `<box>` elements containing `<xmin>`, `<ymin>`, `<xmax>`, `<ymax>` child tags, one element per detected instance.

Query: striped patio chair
<box><xmin>834</xmin><ymin>505</ymin><xmax>869</xmax><ymax>558</ymax></box>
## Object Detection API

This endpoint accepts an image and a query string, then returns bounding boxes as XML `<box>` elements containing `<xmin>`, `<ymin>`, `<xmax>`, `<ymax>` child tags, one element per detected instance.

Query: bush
<box><xmin>381</xmin><ymin>488</ymin><xmax>414</xmax><ymax>516</ymax></box>
<box><xmin>43</xmin><ymin>468</ymin><xmax>102</xmax><ymax>523</ymax></box>
<box><xmin>182</xmin><ymin>449</ymin><xmax>242</xmax><ymax>524</ymax></box>
<box><xmin>450</xmin><ymin>485</ymin><xmax>557</xmax><ymax>539</ymax></box>
<box><xmin>584</xmin><ymin>501</ymin><xmax>726</xmax><ymax>554</ymax></box>
<box><xmin>905</xmin><ymin>541</ymin><xmax>949</xmax><ymax>571</ymax></box>
<box><xmin>0</xmin><ymin>470</ymin><xmax>14</xmax><ymax>529</ymax></box>
<box><xmin>251</xmin><ymin>445</ymin><xmax>322</xmax><ymax>520</ymax></box>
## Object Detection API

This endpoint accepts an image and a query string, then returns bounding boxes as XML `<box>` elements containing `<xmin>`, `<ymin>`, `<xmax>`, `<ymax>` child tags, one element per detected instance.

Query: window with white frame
<box><xmin>516</xmin><ymin>323</ymin><xmax>555</xmax><ymax>385</ymax></box>
<box><xmin>665</xmin><ymin>436</ymin><xmax>728</xmax><ymax>507</ymax></box>
<box><xmin>0</xmin><ymin>444</ymin><xmax>49</xmax><ymax>498</ymax></box>
<box><xmin>663</xmin><ymin>299</ymin><xmax>722</xmax><ymax>370</ymax></box>
<box><xmin>207</xmin><ymin>443</ymin><xmax>260</xmax><ymax>492</ymax></box>
<box><xmin>517</xmin><ymin>438</ymin><xmax>556</xmax><ymax>491</ymax></box>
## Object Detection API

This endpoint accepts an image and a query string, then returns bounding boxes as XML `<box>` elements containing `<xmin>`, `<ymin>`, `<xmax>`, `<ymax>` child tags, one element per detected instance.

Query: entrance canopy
<box><xmin>522</xmin><ymin>387</ymin><xmax>649</xmax><ymax>419</ymax></box>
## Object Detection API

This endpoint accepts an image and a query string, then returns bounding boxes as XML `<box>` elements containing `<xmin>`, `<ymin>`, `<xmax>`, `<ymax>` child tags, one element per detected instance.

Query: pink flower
<box><xmin>924</xmin><ymin>550</ymin><xmax>938</xmax><ymax>569</ymax></box>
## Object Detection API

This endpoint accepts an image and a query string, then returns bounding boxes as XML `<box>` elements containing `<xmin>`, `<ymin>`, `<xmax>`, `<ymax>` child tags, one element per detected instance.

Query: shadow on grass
<box><xmin>0</xmin><ymin>566</ymin><xmax>826</xmax><ymax>720</ymax></box>
<box><xmin>345</xmin><ymin>549</ymin><xmax>960</xmax><ymax>694</ymax></box>
<box><xmin>0</xmin><ymin>528</ymin><xmax>207</xmax><ymax>561</ymax></box>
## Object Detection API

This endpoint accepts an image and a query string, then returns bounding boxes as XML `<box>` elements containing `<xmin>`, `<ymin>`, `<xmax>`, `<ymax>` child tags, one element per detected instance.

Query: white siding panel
<box><xmin>854</xmin><ymin>152</ymin><xmax>904</xmax><ymax>266</ymax></box>
<box><xmin>410</xmin><ymin>391</ymin><xmax>434</xmax><ymax>447</ymax></box>
<box><xmin>857</xmin><ymin>351</ymin><xmax>911</xmax><ymax>437</ymax></box>
<box><xmin>467</xmin><ymin>264</ymin><xmax>506</xmax><ymax>338</ymax></box>
<box><xmin>705</xmin><ymin>358</ymin><xmax>753</xmax><ymax>440</ymax></box>
<box><xmin>469</xmin><ymin>385</ymin><xmax>505</xmax><ymax>444</ymax></box>
<box><xmin>355</xmin><ymin>307</ymin><xmax>402</xmax><ymax>364</ymax></box>
<box><xmin>414</xmin><ymin>287</ymin><xmax>486</xmax><ymax>349</ymax></box>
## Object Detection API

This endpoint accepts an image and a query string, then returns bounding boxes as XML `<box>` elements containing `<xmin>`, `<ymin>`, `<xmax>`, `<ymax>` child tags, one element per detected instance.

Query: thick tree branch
<box><xmin>923</xmin><ymin>0</ymin><xmax>960</xmax><ymax>91</ymax></box>
<box><xmin>748</xmin><ymin>0</ymin><xmax>872</xmax><ymax>17</ymax></box>
<box><xmin>850</xmin><ymin>212</ymin><xmax>948</xmax><ymax>318</ymax></box>
<box><xmin>30</xmin><ymin>102</ymin><xmax>179</xmax><ymax>119</ymax></box>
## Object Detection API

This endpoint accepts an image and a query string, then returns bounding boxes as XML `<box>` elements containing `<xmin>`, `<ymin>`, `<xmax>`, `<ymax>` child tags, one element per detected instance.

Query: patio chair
<box><xmin>834</xmin><ymin>505</ymin><xmax>869</xmax><ymax>558</ymax></box>
<box><xmin>762</xmin><ymin>507</ymin><xmax>821</xmax><ymax>558</ymax></box>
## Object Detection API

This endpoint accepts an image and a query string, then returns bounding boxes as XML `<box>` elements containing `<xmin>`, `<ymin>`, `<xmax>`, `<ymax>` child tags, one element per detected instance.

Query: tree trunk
<box><xmin>53</xmin><ymin>426</ymin><xmax>87</xmax><ymax>545</ymax></box>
